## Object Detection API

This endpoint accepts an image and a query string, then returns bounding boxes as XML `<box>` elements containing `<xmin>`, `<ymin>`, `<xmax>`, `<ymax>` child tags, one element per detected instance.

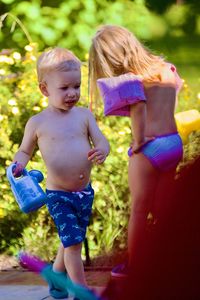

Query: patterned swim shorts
<box><xmin>46</xmin><ymin>183</ymin><xmax>94</xmax><ymax>248</ymax></box>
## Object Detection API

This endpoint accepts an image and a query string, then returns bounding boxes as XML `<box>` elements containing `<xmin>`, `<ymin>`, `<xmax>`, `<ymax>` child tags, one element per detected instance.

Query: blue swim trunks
<box><xmin>128</xmin><ymin>132</ymin><xmax>183</xmax><ymax>172</ymax></box>
<box><xmin>46</xmin><ymin>183</ymin><xmax>94</xmax><ymax>248</ymax></box>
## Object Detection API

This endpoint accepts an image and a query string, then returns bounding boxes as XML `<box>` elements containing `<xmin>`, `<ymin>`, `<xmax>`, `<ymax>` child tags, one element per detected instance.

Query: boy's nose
<box><xmin>67</xmin><ymin>89</ymin><xmax>76</xmax><ymax>97</ymax></box>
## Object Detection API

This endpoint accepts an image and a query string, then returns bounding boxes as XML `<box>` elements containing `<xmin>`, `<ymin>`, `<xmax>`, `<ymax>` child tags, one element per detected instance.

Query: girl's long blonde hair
<box><xmin>89</xmin><ymin>24</ymin><xmax>165</xmax><ymax>108</ymax></box>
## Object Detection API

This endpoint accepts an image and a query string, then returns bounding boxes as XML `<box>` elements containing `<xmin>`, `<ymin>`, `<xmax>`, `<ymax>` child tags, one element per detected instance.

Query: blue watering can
<box><xmin>6</xmin><ymin>163</ymin><xmax>47</xmax><ymax>213</ymax></box>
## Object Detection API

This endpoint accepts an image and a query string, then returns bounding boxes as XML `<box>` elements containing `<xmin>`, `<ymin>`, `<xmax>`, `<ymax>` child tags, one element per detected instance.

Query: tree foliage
<box><xmin>0</xmin><ymin>0</ymin><xmax>199</xmax><ymax>59</ymax></box>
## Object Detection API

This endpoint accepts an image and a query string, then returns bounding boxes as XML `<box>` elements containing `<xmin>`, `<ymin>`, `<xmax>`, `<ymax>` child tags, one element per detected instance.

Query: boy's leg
<box><xmin>128</xmin><ymin>153</ymin><xmax>159</xmax><ymax>265</ymax></box>
<box><xmin>45</xmin><ymin>243</ymin><xmax>69</xmax><ymax>299</ymax></box>
<box><xmin>64</xmin><ymin>242</ymin><xmax>87</xmax><ymax>287</ymax></box>
<box><xmin>53</xmin><ymin>243</ymin><xmax>66</xmax><ymax>273</ymax></box>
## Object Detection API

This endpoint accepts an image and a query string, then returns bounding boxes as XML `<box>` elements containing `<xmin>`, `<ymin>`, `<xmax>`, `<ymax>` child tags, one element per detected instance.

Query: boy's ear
<box><xmin>39</xmin><ymin>82</ymin><xmax>49</xmax><ymax>97</ymax></box>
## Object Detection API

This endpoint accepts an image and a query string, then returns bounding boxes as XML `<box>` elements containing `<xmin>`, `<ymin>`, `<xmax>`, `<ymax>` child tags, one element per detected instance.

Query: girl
<box><xmin>88</xmin><ymin>24</ymin><xmax>183</xmax><ymax>272</ymax></box>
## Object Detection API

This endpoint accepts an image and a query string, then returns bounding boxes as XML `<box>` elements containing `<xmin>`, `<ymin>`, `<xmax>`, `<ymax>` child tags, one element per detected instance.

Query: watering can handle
<box><xmin>6</xmin><ymin>163</ymin><xmax>28</xmax><ymax>185</ymax></box>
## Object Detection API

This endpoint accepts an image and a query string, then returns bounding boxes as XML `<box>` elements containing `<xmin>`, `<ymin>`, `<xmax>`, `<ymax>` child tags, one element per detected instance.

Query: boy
<box><xmin>13</xmin><ymin>47</ymin><xmax>110</xmax><ymax>292</ymax></box>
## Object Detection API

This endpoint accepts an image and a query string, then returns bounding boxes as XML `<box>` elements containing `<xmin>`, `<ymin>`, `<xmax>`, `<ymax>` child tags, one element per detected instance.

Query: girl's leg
<box><xmin>64</xmin><ymin>242</ymin><xmax>87</xmax><ymax>286</ymax></box>
<box><xmin>153</xmin><ymin>169</ymin><xmax>176</xmax><ymax>221</ymax></box>
<box><xmin>128</xmin><ymin>153</ymin><xmax>159</xmax><ymax>265</ymax></box>
<box><xmin>53</xmin><ymin>243</ymin><xmax>65</xmax><ymax>272</ymax></box>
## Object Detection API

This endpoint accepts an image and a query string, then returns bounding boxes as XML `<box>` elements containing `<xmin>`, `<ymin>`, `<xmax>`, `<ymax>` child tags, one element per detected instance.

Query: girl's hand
<box><xmin>12</xmin><ymin>162</ymin><xmax>24</xmax><ymax>177</ymax></box>
<box><xmin>130</xmin><ymin>136</ymin><xmax>155</xmax><ymax>155</ymax></box>
<box><xmin>88</xmin><ymin>148</ymin><xmax>107</xmax><ymax>164</ymax></box>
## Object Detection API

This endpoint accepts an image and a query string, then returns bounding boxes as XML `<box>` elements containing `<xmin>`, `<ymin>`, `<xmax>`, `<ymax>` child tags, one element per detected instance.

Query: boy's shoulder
<box><xmin>75</xmin><ymin>106</ymin><xmax>93</xmax><ymax>116</ymax></box>
<box><xmin>76</xmin><ymin>106</ymin><xmax>90</xmax><ymax>112</ymax></box>
<box><xmin>73</xmin><ymin>107</ymin><xmax>96</xmax><ymax>124</ymax></box>
<box><xmin>30</xmin><ymin>109</ymin><xmax>46</xmax><ymax>120</ymax></box>
<box><xmin>27</xmin><ymin>109</ymin><xmax>47</xmax><ymax>125</ymax></box>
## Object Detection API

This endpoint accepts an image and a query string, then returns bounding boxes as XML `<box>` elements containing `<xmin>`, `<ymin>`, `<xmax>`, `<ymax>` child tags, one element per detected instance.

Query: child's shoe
<box><xmin>111</xmin><ymin>263</ymin><xmax>128</xmax><ymax>278</ymax></box>
<box><xmin>41</xmin><ymin>264</ymin><xmax>69</xmax><ymax>299</ymax></box>
<box><xmin>18</xmin><ymin>252</ymin><xmax>69</xmax><ymax>299</ymax></box>
<box><xmin>18</xmin><ymin>251</ymin><xmax>98</xmax><ymax>300</ymax></box>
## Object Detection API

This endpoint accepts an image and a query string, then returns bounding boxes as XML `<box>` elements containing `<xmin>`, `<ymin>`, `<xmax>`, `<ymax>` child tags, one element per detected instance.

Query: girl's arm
<box><xmin>86</xmin><ymin>110</ymin><xmax>110</xmax><ymax>164</ymax></box>
<box><xmin>13</xmin><ymin>117</ymin><xmax>37</xmax><ymax>174</ymax></box>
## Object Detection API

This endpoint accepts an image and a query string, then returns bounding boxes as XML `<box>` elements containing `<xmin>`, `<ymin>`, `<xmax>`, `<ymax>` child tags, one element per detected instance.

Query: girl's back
<box><xmin>144</xmin><ymin>63</ymin><xmax>178</xmax><ymax>137</ymax></box>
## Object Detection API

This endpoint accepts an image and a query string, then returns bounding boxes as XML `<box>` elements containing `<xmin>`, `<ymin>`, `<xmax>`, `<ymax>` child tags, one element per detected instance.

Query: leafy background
<box><xmin>0</xmin><ymin>0</ymin><xmax>199</xmax><ymax>261</ymax></box>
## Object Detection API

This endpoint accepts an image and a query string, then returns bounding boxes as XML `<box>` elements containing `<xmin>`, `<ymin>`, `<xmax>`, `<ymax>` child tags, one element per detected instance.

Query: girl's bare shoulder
<box><xmin>159</xmin><ymin>62</ymin><xmax>176</xmax><ymax>85</ymax></box>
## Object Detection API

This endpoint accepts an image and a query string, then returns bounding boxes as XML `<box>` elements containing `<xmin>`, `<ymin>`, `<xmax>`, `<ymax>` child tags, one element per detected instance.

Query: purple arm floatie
<box><xmin>97</xmin><ymin>73</ymin><xmax>146</xmax><ymax>117</ymax></box>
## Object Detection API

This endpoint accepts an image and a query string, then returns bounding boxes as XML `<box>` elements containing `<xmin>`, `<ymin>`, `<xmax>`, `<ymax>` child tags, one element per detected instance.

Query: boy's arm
<box><xmin>13</xmin><ymin>117</ymin><xmax>37</xmax><ymax>174</ymax></box>
<box><xmin>86</xmin><ymin>110</ymin><xmax>110</xmax><ymax>164</ymax></box>
<box><xmin>130</xmin><ymin>102</ymin><xmax>154</xmax><ymax>153</ymax></box>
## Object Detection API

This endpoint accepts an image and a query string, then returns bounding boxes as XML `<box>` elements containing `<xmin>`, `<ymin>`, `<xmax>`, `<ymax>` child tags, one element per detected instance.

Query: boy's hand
<box><xmin>88</xmin><ymin>148</ymin><xmax>107</xmax><ymax>164</ymax></box>
<box><xmin>12</xmin><ymin>162</ymin><xmax>24</xmax><ymax>177</ymax></box>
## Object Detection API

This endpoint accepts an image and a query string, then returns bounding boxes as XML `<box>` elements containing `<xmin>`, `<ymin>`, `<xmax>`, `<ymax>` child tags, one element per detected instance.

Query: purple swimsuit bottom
<box><xmin>128</xmin><ymin>132</ymin><xmax>183</xmax><ymax>172</ymax></box>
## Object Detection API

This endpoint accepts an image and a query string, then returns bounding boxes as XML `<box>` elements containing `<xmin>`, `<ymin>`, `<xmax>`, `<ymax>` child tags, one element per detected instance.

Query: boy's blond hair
<box><xmin>89</xmin><ymin>25</ymin><xmax>165</xmax><ymax>102</ymax></box>
<box><xmin>37</xmin><ymin>47</ymin><xmax>81</xmax><ymax>83</ymax></box>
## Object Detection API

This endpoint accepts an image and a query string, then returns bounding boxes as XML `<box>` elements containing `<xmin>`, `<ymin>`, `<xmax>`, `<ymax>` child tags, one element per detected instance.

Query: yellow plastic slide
<box><xmin>175</xmin><ymin>109</ymin><xmax>200</xmax><ymax>143</ymax></box>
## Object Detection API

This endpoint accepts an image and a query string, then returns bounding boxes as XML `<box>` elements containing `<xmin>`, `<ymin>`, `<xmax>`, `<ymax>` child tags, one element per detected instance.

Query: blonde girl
<box><xmin>89</xmin><ymin>25</ymin><xmax>183</xmax><ymax>270</ymax></box>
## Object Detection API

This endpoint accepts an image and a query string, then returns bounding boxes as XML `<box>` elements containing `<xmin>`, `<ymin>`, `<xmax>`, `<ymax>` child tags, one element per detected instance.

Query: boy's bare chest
<box><xmin>38</xmin><ymin>117</ymin><xmax>88</xmax><ymax>140</ymax></box>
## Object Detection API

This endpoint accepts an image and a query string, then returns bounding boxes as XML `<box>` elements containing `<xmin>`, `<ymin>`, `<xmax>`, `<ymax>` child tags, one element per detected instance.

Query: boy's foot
<box><xmin>41</xmin><ymin>264</ymin><xmax>69</xmax><ymax>299</ymax></box>
<box><xmin>111</xmin><ymin>263</ymin><xmax>128</xmax><ymax>278</ymax></box>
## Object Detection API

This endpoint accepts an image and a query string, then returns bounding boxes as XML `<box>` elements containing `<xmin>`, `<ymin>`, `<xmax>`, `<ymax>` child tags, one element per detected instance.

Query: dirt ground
<box><xmin>0</xmin><ymin>269</ymin><xmax>111</xmax><ymax>288</ymax></box>
<box><xmin>0</xmin><ymin>254</ymin><xmax>121</xmax><ymax>287</ymax></box>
